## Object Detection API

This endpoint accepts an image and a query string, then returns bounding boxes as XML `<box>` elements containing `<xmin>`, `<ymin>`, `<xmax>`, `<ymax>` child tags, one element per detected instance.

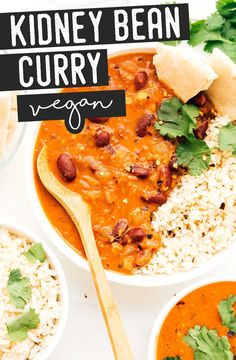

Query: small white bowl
<box><xmin>24</xmin><ymin>47</ymin><xmax>236</xmax><ymax>287</ymax></box>
<box><xmin>0</xmin><ymin>122</ymin><xmax>26</xmax><ymax>171</ymax></box>
<box><xmin>148</xmin><ymin>276</ymin><xmax>236</xmax><ymax>360</ymax></box>
<box><xmin>0</xmin><ymin>221</ymin><xmax>69</xmax><ymax>360</ymax></box>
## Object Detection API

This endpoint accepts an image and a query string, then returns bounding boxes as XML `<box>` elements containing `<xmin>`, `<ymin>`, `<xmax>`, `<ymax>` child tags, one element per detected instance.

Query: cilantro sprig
<box><xmin>163</xmin><ymin>357</ymin><xmax>181</xmax><ymax>360</ymax></box>
<box><xmin>189</xmin><ymin>0</ymin><xmax>236</xmax><ymax>63</ymax></box>
<box><xmin>217</xmin><ymin>0</ymin><xmax>236</xmax><ymax>19</ymax></box>
<box><xmin>219</xmin><ymin>122</ymin><xmax>236</xmax><ymax>155</ymax></box>
<box><xmin>155</xmin><ymin>97</ymin><xmax>199</xmax><ymax>138</ymax></box>
<box><xmin>184</xmin><ymin>325</ymin><xmax>233</xmax><ymax>359</ymax></box>
<box><xmin>219</xmin><ymin>295</ymin><xmax>236</xmax><ymax>332</ymax></box>
<box><xmin>155</xmin><ymin>97</ymin><xmax>211</xmax><ymax>176</ymax></box>
<box><xmin>7</xmin><ymin>269</ymin><xmax>31</xmax><ymax>309</ymax></box>
<box><xmin>24</xmin><ymin>243</ymin><xmax>46</xmax><ymax>264</ymax></box>
<box><xmin>6</xmin><ymin>308</ymin><xmax>40</xmax><ymax>342</ymax></box>
<box><xmin>176</xmin><ymin>136</ymin><xmax>211</xmax><ymax>176</ymax></box>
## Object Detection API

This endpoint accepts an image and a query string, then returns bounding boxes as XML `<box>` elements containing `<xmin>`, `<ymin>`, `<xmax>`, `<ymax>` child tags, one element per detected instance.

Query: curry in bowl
<box><xmin>156</xmin><ymin>281</ymin><xmax>236</xmax><ymax>359</ymax></box>
<box><xmin>33</xmin><ymin>45</ymin><xmax>236</xmax><ymax>276</ymax></box>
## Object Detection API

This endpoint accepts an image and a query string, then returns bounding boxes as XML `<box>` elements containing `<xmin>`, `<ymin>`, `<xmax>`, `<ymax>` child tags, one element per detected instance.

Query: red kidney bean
<box><xmin>131</xmin><ymin>165</ymin><xmax>149</xmax><ymax>178</ymax></box>
<box><xmin>136</xmin><ymin>114</ymin><xmax>155</xmax><ymax>137</ymax></box>
<box><xmin>141</xmin><ymin>191</ymin><xmax>167</xmax><ymax>205</ymax></box>
<box><xmin>134</xmin><ymin>71</ymin><xmax>148</xmax><ymax>90</ymax></box>
<box><xmin>88</xmin><ymin>117</ymin><xmax>109</xmax><ymax>124</ymax></box>
<box><xmin>158</xmin><ymin>165</ymin><xmax>172</xmax><ymax>191</ymax></box>
<box><xmin>194</xmin><ymin>119</ymin><xmax>209</xmax><ymax>139</ymax></box>
<box><xmin>190</xmin><ymin>92</ymin><xmax>207</xmax><ymax>107</ymax></box>
<box><xmin>111</xmin><ymin>219</ymin><xmax>128</xmax><ymax>238</ymax></box>
<box><xmin>125</xmin><ymin>227</ymin><xmax>145</xmax><ymax>242</ymax></box>
<box><xmin>57</xmin><ymin>153</ymin><xmax>76</xmax><ymax>182</ymax></box>
<box><xmin>95</xmin><ymin>129</ymin><xmax>110</xmax><ymax>147</ymax></box>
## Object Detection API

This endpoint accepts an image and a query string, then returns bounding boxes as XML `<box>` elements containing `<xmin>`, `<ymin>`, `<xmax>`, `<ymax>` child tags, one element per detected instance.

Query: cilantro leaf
<box><xmin>188</xmin><ymin>1</ymin><xmax>236</xmax><ymax>63</ymax></box>
<box><xmin>163</xmin><ymin>357</ymin><xmax>181</xmax><ymax>360</ymax></box>
<box><xmin>176</xmin><ymin>136</ymin><xmax>211</xmax><ymax>176</ymax></box>
<box><xmin>184</xmin><ymin>325</ymin><xmax>233</xmax><ymax>360</ymax></box>
<box><xmin>7</xmin><ymin>269</ymin><xmax>31</xmax><ymax>309</ymax></box>
<box><xmin>218</xmin><ymin>295</ymin><xmax>236</xmax><ymax>332</ymax></box>
<box><xmin>161</xmin><ymin>41</ymin><xmax>181</xmax><ymax>47</ymax></box>
<box><xmin>6</xmin><ymin>308</ymin><xmax>40</xmax><ymax>342</ymax></box>
<box><xmin>222</xmin><ymin>21</ymin><xmax>236</xmax><ymax>41</ymax></box>
<box><xmin>219</xmin><ymin>123</ymin><xmax>236</xmax><ymax>155</ymax></box>
<box><xmin>189</xmin><ymin>20</ymin><xmax>229</xmax><ymax>47</ymax></box>
<box><xmin>24</xmin><ymin>243</ymin><xmax>46</xmax><ymax>264</ymax></box>
<box><xmin>204</xmin><ymin>41</ymin><xmax>236</xmax><ymax>62</ymax></box>
<box><xmin>156</xmin><ymin>97</ymin><xmax>210</xmax><ymax>176</ymax></box>
<box><xmin>182</xmin><ymin>104</ymin><xmax>200</xmax><ymax>134</ymax></box>
<box><xmin>155</xmin><ymin>97</ymin><xmax>199</xmax><ymax>139</ymax></box>
<box><xmin>217</xmin><ymin>0</ymin><xmax>236</xmax><ymax>19</ymax></box>
<box><xmin>207</xmin><ymin>13</ymin><xmax>225</xmax><ymax>31</ymax></box>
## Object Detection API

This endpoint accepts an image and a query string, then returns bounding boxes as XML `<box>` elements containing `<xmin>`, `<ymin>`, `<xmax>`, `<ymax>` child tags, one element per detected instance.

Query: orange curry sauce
<box><xmin>157</xmin><ymin>282</ymin><xmax>236</xmax><ymax>359</ymax></box>
<box><xmin>34</xmin><ymin>51</ymin><xmax>177</xmax><ymax>274</ymax></box>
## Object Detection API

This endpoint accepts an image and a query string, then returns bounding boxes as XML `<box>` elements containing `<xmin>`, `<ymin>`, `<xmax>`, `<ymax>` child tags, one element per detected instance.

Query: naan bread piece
<box><xmin>207</xmin><ymin>49</ymin><xmax>236</xmax><ymax>119</ymax></box>
<box><xmin>0</xmin><ymin>92</ymin><xmax>11</xmax><ymax>156</ymax></box>
<box><xmin>153</xmin><ymin>43</ymin><xmax>218</xmax><ymax>103</ymax></box>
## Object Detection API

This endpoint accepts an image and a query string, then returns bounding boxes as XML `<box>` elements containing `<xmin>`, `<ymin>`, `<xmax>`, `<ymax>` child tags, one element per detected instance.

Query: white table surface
<box><xmin>1</xmin><ymin>0</ymin><xmax>235</xmax><ymax>359</ymax></box>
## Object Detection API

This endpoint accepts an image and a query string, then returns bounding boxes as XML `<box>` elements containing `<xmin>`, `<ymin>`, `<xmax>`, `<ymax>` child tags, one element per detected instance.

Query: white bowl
<box><xmin>0</xmin><ymin>221</ymin><xmax>69</xmax><ymax>360</ymax></box>
<box><xmin>0</xmin><ymin>122</ymin><xmax>26</xmax><ymax>171</ymax></box>
<box><xmin>24</xmin><ymin>47</ymin><xmax>236</xmax><ymax>287</ymax></box>
<box><xmin>148</xmin><ymin>276</ymin><xmax>236</xmax><ymax>359</ymax></box>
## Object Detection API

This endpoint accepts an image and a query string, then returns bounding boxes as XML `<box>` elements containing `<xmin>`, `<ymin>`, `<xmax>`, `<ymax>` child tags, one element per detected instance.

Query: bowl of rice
<box><xmin>0</xmin><ymin>222</ymin><xmax>68</xmax><ymax>360</ymax></box>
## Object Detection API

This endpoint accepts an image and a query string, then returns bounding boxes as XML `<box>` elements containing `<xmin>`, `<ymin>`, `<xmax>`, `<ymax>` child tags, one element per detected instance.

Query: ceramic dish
<box><xmin>25</xmin><ymin>47</ymin><xmax>236</xmax><ymax>287</ymax></box>
<box><xmin>0</xmin><ymin>221</ymin><xmax>68</xmax><ymax>360</ymax></box>
<box><xmin>148</xmin><ymin>276</ymin><xmax>236</xmax><ymax>359</ymax></box>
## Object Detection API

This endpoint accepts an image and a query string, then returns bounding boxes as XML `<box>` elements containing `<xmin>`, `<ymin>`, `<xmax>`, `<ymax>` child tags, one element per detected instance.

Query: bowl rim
<box><xmin>25</xmin><ymin>46</ymin><xmax>236</xmax><ymax>287</ymax></box>
<box><xmin>0</xmin><ymin>221</ymin><xmax>69</xmax><ymax>360</ymax></box>
<box><xmin>0</xmin><ymin>121</ymin><xmax>27</xmax><ymax>172</ymax></box>
<box><xmin>148</xmin><ymin>276</ymin><xmax>236</xmax><ymax>360</ymax></box>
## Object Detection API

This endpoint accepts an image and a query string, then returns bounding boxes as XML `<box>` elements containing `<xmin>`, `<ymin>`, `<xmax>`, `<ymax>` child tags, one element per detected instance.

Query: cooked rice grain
<box><xmin>0</xmin><ymin>228</ymin><xmax>61</xmax><ymax>359</ymax></box>
<box><xmin>142</xmin><ymin>116</ymin><xmax>236</xmax><ymax>275</ymax></box>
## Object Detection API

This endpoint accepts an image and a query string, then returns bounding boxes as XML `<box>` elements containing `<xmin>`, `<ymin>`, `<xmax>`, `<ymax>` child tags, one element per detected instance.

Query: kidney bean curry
<box><xmin>157</xmin><ymin>282</ymin><xmax>236</xmax><ymax>359</ymax></box>
<box><xmin>34</xmin><ymin>50</ymin><xmax>215</xmax><ymax>274</ymax></box>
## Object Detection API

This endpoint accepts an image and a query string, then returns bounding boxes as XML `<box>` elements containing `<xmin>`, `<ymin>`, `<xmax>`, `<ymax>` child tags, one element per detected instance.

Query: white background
<box><xmin>0</xmin><ymin>0</ymin><xmax>234</xmax><ymax>359</ymax></box>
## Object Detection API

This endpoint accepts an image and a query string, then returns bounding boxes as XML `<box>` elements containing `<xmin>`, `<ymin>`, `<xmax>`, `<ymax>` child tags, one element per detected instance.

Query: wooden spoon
<box><xmin>37</xmin><ymin>146</ymin><xmax>134</xmax><ymax>360</ymax></box>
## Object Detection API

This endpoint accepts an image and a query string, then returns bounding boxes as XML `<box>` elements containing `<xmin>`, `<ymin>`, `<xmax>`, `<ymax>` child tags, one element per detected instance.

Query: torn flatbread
<box><xmin>207</xmin><ymin>48</ymin><xmax>236</xmax><ymax>120</ymax></box>
<box><xmin>153</xmin><ymin>43</ymin><xmax>218</xmax><ymax>103</ymax></box>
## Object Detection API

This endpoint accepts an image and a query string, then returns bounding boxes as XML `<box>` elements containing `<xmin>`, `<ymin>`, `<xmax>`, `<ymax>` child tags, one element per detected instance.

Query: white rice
<box><xmin>142</xmin><ymin>116</ymin><xmax>236</xmax><ymax>275</ymax></box>
<box><xmin>0</xmin><ymin>228</ymin><xmax>61</xmax><ymax>359</ymax></box>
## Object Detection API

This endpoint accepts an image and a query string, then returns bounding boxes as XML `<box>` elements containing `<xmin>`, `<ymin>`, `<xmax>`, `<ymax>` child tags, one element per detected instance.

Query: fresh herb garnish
<box><xmin>184</xmin><ymin>325</ymin><xmax>233</xmax><ymax>359</ymax></box>
<box><xmin>24</xmin><ymin>243</ymin><xmax>46</xmax><ymax>264</ymax></box>
<box><xmin>217</xmin><ymin>0</ymin><xmax>236</xmax><ymax>19</ymax></box>
<box><xmin>218</xmin><ymin>295</ymin><xmax>236</xmax><ymax>332</ymax></box>
<box><xmin>6</xmin><ymin>308</ymin><xmax>40</xmax><ymax>342</ymax></box>
<box><xmin>163</xmin><ymin>357</ymin><xmax>181</xmax><ymax>360</ymax></box>
<box><xmin>155</xmin><ymin>97</ymin><xmax>211</xmax><ymax>175</ymax></box>
<box><xmin>155</xmin><ymin>97</ymin><xmax>199</xmax><ymax>138</ymax></box>
<box><xmin>219</xmin><ymin>122</ymin><xmax>236</xmax><ymax>155</ymax></box>
<box><xmin>176</xmin><ymin>136</ymin><xmax>211</xmax><ymax>176</ymax></box>
<box><xmin>189</xmin><ymin>0</ymin><xmax>236</xmax><ymax>63</ymax></box>
<box><xmin>7</xmin><ymin>269</ymin><xmax>31</xmax><ymax>309</ymax></box>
